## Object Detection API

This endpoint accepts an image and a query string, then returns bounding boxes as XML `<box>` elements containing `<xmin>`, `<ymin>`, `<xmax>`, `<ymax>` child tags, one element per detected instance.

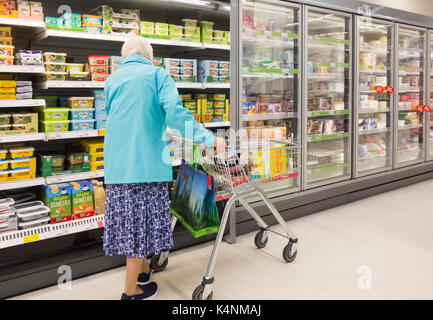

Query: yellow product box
<box><xmin>90</xmin><ymin>160</ymin><xmax>104</xmax><ymax>171</ymax></box>
<box><xmin>0</xmin><ymin>10</ymin><xmax>18</xmax><ymax>19</ymax></box>
<box><xmin>9</xmin><ymin>158</ymin><xmax>30</xmax><ymax>170</ymax></box>
<box><xmin>0</xmin><ymin>74</ymin><xmax>13</xmax><ymax>80</ymax></box>
<box><xmin>0</xmin><ymin>44</ymin><xmax>13</xmax><ymax>56</ymax></box>
<box><xmin>0</xmin><ymin>160</ymin><xmax>8</xmax><ymax>171</ymax></box>
<box><xmin>9</xmin><ymin>147</ymin><xmax>34</xmax><ymax>160</ymax></box>
<box><xmin>0</xmin><ymin>94</ymin><xmax>15</xmax><ymax>100</ymax></box>
<box><xmin>0</xmin><ymin>149</ymin><xmax>7</xmax><ymax>161</ymax></box>
<box><xmin>89</xmin><ymin>152</ymin><xmax>104</xmax><ymax>162</ymax></box>
<box><xmin>0</xmin><ymin>36</ymin><xmax>12</xmax><ymax>46</ymax></box>
<box><xmin>0</xmin><ymin>80</ymin><xmax>15</xmax><ymax>88</ymax></box>
<box><xmin>81</xmin><ymin>140</ymin><xmax>104</xmax><ymax>154</ymax></box>
<box><xmin>0</xmin><ymin>54</ymin><xmax>13</xmax><ymax>65</ymax></box>
<box><xmin>0</xmin><ymin>170</ymin><xmax>9</xmax><ymax>182</ymax></box>
<box><xmin>0</xmin><ymin>27</ymin><xmax>11</xmax><ymax>37</ymax></box>
<box><xmin>9</xmin><ymin>168</ymin><xmax>30</xmax><ymax>179</ymax></box>
<box><xmin>0</xmin><ymin>87</ymin><xmax>15</xmax><ymax>93</ymax></box>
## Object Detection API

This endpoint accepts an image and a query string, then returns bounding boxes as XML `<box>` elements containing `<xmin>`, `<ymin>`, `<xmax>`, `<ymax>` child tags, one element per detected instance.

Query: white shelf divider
<box><xmin>203</xmin><ymin>121</ymin><xmax>230</xmax><ymax>128</ymax></box>
<box><xmin>40</xmin><ymin>81</ymin><xmax>105</xmax><ymax>89</ymax></box>
<box><xmin>0</xmin><ymin>99</ymin><xmax>46</xmax><ymax>108</ymax></box>
<box><xmin>45</xmin><ymin>170</ymin><xmax>104</xmax><ymax>185</ymax></box>
<box><xmin>46</xmin><ymin>130</ymin><xmax>101</xmax><ymax>141</ymax></box>
<box><xmin>0</xmin><ymin>177</ymin><xmax>45</xmax><ymax>191</ymax></box>
<box><xmin>0</xmin><ymin>215</ymin><xmax>105</xmax><ymax>249</ymax></box>
<box><xmin>203</xmin><ymin>83</ymin><xmax>230</xmax><ymax>89</ymax></box>
<box><xmin>0</xmin><ymin>65</ymin><xmax>45</xmax><ymax>74</ymax></box>
<box><xmin>0</xmin><ymin>133</ymin><xmax>45</xmax><ymax>143</ymax></box>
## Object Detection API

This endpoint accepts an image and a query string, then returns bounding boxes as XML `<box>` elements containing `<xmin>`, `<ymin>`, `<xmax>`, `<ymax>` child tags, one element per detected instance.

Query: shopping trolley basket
<box><xmin>150</xmin><ymin>137</ymin><xmax>299</xmax><ymax>300</ymax></box>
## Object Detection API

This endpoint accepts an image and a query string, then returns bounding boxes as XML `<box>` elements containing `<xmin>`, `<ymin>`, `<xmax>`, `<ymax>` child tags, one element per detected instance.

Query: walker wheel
<box><xmin>192</xmin><ymin>284</ymin><xmax>213</xmax><ymax>300</ymax></box>
<box><xmin>254</xmin><ymin>229</ymin><xmax>268</xmax><ymax>249</ymax></box>
<box><xmin>150</xmin><ymin>253</ymin><xmax>168</xmax><ymax>272</ymax></box>
<box><xmin>282</xmin><ymin>243</ymin><xmax>297</xmax><ymax>263</ymax></box>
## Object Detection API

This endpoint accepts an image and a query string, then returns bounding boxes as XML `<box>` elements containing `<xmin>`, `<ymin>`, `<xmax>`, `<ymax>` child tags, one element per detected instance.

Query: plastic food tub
<box><xmin>0</xmin><ymin>36</ymin><xmax>12</xmax><ymax>46</ymax></box>
<box><xmin>0</xmin><ymin>161</ymin><xmax>8</xmax><ymax>171</ymax></box>
<box><xmin>9</xmin><ymin>158</ymin><xmax>30</xmax><ymax>170</ymax></box>
<box><xmin>44</xmin><ymin>62</ymin><xmax>67</xmax><ymax>72</ymax></box>
<box><xmin>9</xmin><ymin>147</ymin><xmax>34</xmax><ymax>160</ymax></box>
<box><xmin>89</xmin><ymin>153</ymin><xmax>104</xmax><ymax>162</ymax></box>
<box><xmin>15</xmin><ymin>50</ymin><xmax>43</xmax><ymax>65</ymax></box>
<box><xmin>0</xmin><ymin>45</ymin><xmax>14</xmax><ymax>56</ymax></box>
<box><xmin>110</xmin><ymin>56</ymin><xmax>122</xmax><ymax>65</ymax></box>
<box><xmin>11</xmin><ymin>124</ymin><xmax>26</xmax><ymax>131</ymax></box>
<box><xmin>67</xmin><ymin>153</ymin><xmax>85</xmax><ymax>165</ymax></box>
<box><xmin>0</xmin><ymin>55</ymin><xmax>14</xmax><ymax>65</ymax></box>
<box><xmin>83</xmin><ymin>15</ymin><xmax>103</xmax><ymax>25</ymax></box>
<box><xmin>10</xmin><ymin>168</ymin><xmax>29</xmax><ymax>179</ymax></box>
<box><xmin>0</xmin><ymin>170</ymin><xmax>9</xmax><ymax>182</ymax></box>
<box><xmin>68</xmin><ymin>97</ymin><xmax>95</xmax><ymax>108</ymax></box>
<box><xmin>64</xmin><ymin>20</ymin><xmax>81</xmax><ymax>27</ymax></box>
<box><xmin>40</xmin><ymin>120</ymin><xmax>70</xmax><ymax>133</ymax></box>
<box><xmin>213</xmin><ymin>107</ymin><xmax>225</xmax><ymax>115</ymax></box>
<box><xmin>0</xmin><ymin>149</ymin><xmax>7</xmax><ymax>161</ymax></box>
<box><xmin>19</xmin><ymin>216</ymin><xmax>50</xmax><ymax>229</ymax></box>
<box><xmin>213</xmin><ymin>101</ymin><xmax>225</xmax><ymax>108</ymax></box>
<box><xmin>88</xmin><ymin>56</ymin><xmax>109</xmax><ymax>65</ymax></box>
<box><xmin>70</xmin><ymin>119</ymin><xmax>95</xmax><ymax>131</ymax></box>
<box><xmin>90</xmin><ymin>161</ymin><xmax>104</xmax><ymax>171</ymax></box>
<box><xmin>81</xmin><ymin>141</ymin><xmax>104</xmax><ymax>154</ymax></box>
<box><xmin>52</xmin><ymin>154</ymin><xmax>65</xmax><ymax>167</ymax></box>
<box><xmin>66</xmin><ymin>63</ymin><xmax>84</xmax><ymax>73</ymax></box>
<box><xmin>90</xmin><ymin>73</ymin><xmax>109</xmax><ymax>82</ymax></box>
<box><xmin>45</xmin><ymin>72</ymin><xmax>67</xmax><ymax>81</ymax></box>
<box><xmin>199</xmin><ymin>21</ymin><xmax>214</xmax><ymax>29</ymax></box>
<box><xmin>70</xmin><ymin>108</ymin><xmax>95</xmax><ymax>121</ymax></box>
<box><xmin>12</xmin><ymin>113</ymin><xmax>33</xmax><ymax>124</ymax></box>
<box><xmin>209</xmin><ymin>94</ymin><xmax>226</xmax><ymax>101</ymax></box>
<box><xmin>16</xmin><ymin>202</ymin><xmax>50</xmax><ymax>222</ymax></box>
<box><xmin>43</xmin><ymin>52</ymin><xmax>67</xmax><ymax>63</ymax></box>
<box><xmin>61</xmin><ymin>13</ymin><xmax>81</xmax><ymax>21</ymax></box>
<box><xmin>40</xmin><ymin>108</ymin><xmax>69</xmax><ymax>121</ymax></box>
<box><xmin>45</xmin><ymin>17</ymin><xmax>63</xmax><ymax>26</ymax></box>
<box><xmin>89</xmin><ymin>65</ymin><xmax>109</xmax><ymax>74</ymax></box>
<box><xmin>83</xmin><ymin>25</ymin><xmax>102</xmax><ymax>34</ymax></box>
<box><xmin>0</xmin><ymin>114</ymin><xmax>10</xmax><ymax>125</ymax></box>
<box><xmin>0</xmin><ymin>125</ymin><xmax>10</xmax><ymax>131</ymax></box>
<box><xmin>69</xmin><ymin>72</ymin><xmax>89</xmax><ymax>81</ymax></box>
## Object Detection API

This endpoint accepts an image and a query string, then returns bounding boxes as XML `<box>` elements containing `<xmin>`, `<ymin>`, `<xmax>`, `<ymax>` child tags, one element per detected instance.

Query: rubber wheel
<box><xmin>192</xmin><ymin>284</ymin><xmax>213</xmax><ymax>300</ymax></box>
<box><xmin>282</xmin><ymin>243</ymin><xmax>297</xmax><ymax>263</ymax></box>
<box><xmin>150</xmin><ymin>254</ymin><xmax>168</xmax><ymax>272</ymax></box>
<box><xmin>254</xmin><ymin>229</ymin><xmax>268</xmax><ymax>249</ymax></box>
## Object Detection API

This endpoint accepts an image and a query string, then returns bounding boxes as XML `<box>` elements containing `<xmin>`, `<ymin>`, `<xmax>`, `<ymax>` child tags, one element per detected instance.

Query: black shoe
<box><xmin>121</xmin><ymin>282</ymin><xmax>158</xmax><ymax>300</ymax></box>
<box><xmin>137</xmin><ymin>266</ymin><xmax>151</xmax><ymax>285</ymax></box>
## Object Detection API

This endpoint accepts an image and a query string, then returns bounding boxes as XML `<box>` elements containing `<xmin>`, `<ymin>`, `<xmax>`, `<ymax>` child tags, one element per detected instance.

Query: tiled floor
<box><xmin>11</xmin><ymin>180</ymin><xmax>433</xmax><ymax>300</ymax></box>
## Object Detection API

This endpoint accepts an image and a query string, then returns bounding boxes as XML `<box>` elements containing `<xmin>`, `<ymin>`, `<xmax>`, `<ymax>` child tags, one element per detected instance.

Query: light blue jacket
<box><xmin>104</xmin><ymin>54</ymin><xmax>215</xmax><ymax>184</ymax></box>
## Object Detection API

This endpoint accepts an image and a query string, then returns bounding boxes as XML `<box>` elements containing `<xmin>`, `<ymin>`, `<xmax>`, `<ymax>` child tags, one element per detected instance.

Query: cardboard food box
<box><xmin>70</xmin><ymin>180</ymin><xmax>94</xmax><ymax>219</ymax></box>
<box><xmin>44</xmin><ymin>183</ymin><xmax>72</xmax><ymax>224</ymax></box>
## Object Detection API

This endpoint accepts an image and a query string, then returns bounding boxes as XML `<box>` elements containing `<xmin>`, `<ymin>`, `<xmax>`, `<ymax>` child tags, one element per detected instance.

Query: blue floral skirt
<box><xmin>103</xmin><ymin>182</ymin><xmax>174</xmax><ymax>259</ymax></box>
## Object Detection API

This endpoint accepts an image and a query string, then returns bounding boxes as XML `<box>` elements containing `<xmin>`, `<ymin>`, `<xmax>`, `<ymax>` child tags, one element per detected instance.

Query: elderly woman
<box><xmin>103</xmin><ymin>36</ymin><xmax>225</xmax><ymax>300</ymax></box>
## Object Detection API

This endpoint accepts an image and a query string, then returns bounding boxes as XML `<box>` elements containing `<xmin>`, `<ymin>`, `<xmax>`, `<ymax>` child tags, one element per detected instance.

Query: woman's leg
<box><xmin>124</xmin><ymin>255</ymin><xmax>144</xmax><ymax>295</ymax></box>
<box><xmin>140</xmin><ymin>257</ymin><xmax>150</xmax><ymax>274</ymax></box>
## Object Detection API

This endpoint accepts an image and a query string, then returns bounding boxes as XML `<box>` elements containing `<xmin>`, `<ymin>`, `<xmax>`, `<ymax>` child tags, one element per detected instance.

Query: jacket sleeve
<box><xmin>104</xmin><ymin>82</ymin><xmax>111</xmax><ymax>116</ymax></box>
<box><xmin>157</xmin><ymin>69</ymin><xmax>215</xmax><ymax>148</ymax></box>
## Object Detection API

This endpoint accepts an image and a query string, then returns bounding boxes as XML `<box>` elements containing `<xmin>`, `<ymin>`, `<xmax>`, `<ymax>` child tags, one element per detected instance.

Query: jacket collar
<box><xmin>122</xmin><ymin>54</ymin><xmax>152</xmax><ymax>65</ymax></box>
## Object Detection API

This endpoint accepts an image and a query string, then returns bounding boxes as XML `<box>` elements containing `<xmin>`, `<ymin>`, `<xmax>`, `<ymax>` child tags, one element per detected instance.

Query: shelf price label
<box><xmin>375</xmin><ymin>86</ymin><xmax>384</xmax><ymax>93</ymax></box>
<box><xmin>371</xmin><ymin>85</ymin><xmax>394</xmax><ymax>93</ymax></box>
<box><xmin>415</xmin><ymin>105</ymin><xmax>430</xmax><ymax>113</ymax></box>
<box><xmin>385</xmin><ymin>86</ymin><xmax>394</xmax><ymax>93</ymax></box>
<box><xmin>23</xmin><ymin>234</ymin><xmax>40</xmax><ymax>244</ymax></box>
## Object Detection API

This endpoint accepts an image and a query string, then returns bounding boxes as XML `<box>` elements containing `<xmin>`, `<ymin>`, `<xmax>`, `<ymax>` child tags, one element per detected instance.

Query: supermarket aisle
<box><xmin>12</xmin><ymin>179</ymin><xmax>433</xmax><ymax>300</ymax></box>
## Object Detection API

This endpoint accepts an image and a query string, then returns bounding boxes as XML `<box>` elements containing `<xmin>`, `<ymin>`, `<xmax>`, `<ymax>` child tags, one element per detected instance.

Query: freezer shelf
<box><xmin>305</xmin><ymin>8</ymin><xmax>352</xmax><ymax>187</ymax></box>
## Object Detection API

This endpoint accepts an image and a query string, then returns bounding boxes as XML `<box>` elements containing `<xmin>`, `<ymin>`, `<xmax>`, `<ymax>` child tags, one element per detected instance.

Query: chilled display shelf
<box><xmin>309</xmin><ymin>62</ymin><xmax>350</xmax><ymax>68</ymax></box>
<box><xmin>203</xmin><ymin>83</ymin><xmax>230</xmax><ymax>89</ymax></box>
<box><xmin>399</xmin><ymin>71</ymin><xmax>421</xmax><ymax>76</ymax></box>
<box><xmin>176</xmin><ymin>82</ymin><xmax>206</xmax><ymax>89</ymax></box>
<box><xmin>308</xmin><ymin>73</ymin><xmax>344</xmax><ymax>80</ymax></box>
<box><xmin>46</xmin><ymin>130</ymin><xmax>104</xmax><ymax>140</ymax></box>
<box><xmin>37</xmin><ymin>81</ymin><xmax>223</xmax><ymax>90</ymax></box>
<box><xmin>307</xmin><ymin>131</ymin><xmax>349</xmax><ymax>142</ymax></box>
<box><xmin>359</xmin><ymin>45</ymin><xmax>388</xmax><ymax>54</ymax></box>
<box><xmin>308</xmin><ymin>110</ymin><xmax>350</xmax><ymax>117</ymax></box>
<box><xmin>359</xmin><ymin>127</ymin><xmax>389</xmax><ymax>135</ymax></box>
<box><xmin>242</xmin><ymin>72</ymin><xmax>295</xmax><ymax>79</ymax></box>
<box><xmin>399</xmin><ymin>88</ymin><xmax>421</xmax><ymax>93</ymax></box>
<box><xmin>307</xmin><ymin>162</ymin><xmax>348</xmax><ymax>174</ymax></box>
<box><xmin>202</xmin><ymin>121</ymin><xmax>230</xmax><ymax>128</ymax></box>
<box><xmin>0</xmin><ymin>177</ymin><xmax>45</xmax><ymax>192</ymax></box>
<box><xmin>45</xmin><ymin>170</ymin><xmax>104</xmax><ymax>184</ymax></box>
<box><xmin>243</xmin><ymin>112</ymin><xmax>296</xmax><ymax>121</ymax></box>
<box><xmin>359</xmin><ymin>68</ymin><xmax>388</xmax><ymax>75</ymax></box>
<box><xmin>358</xmin><ymin>108</ymin><xmax>390</xmax><ymax>114</ymax></box>
<box><xmin>0</xmin><ymin>17</ymin><xmax>45</xmax><ymax>35</ymax></box>
<box><xmin>309</xmin><ymin>90</ymin><xmax>345</xmax><ymax>96</ymax></box>
<box><xmin>398</xmin><ymin>124</ymin><xmax>423</xmax><ymax>130</ymax></box>
<box><xmin>0</xmin><ymin>65</ymin><xmax>45</xmax><ymax>74</ymax></box>
<box><xmin>0</xmin><ymin>133</ymin><xmax>45</xmax><ymax>143</ymax></box>
<box><xmin>0</xmin><ymin>215</ymin><xmax>105</xmax><ymax>249</ymax></box>
<box><xmin>0</xmin><ymin>99</ymin><xmax>46</xmax><ymax>108</ymax></box>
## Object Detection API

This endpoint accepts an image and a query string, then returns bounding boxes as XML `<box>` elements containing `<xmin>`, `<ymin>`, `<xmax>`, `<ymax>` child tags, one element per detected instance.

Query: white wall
<box><xmin>362</xmin><ymin>0</ymin><xmax>433</xmax><ymax>17</ymax></box>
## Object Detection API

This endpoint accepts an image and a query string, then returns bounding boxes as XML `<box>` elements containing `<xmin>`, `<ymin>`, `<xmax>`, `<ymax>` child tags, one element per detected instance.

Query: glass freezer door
<box><xmin>428</xmin><ymin>30</ymin><xmax>433</xmax><ymax>160</ymax></box>
<box><xmin>240</xmin><ymin>0</ymin><xmax>300</xmax><ymax>196</ymax></box>
<box><xmin>355</xmin><ymin>18</ymin><xmax>393</xmax><ymax>177</ymax></box>
<box><xmin>396</xmin><ymin>25</ymin><xmax>426</xmax><ymax>167</ymax></box>
<box><xmin>305</xmin><ymin>8</ymin><xmax>352</xmax><ymax>188</ymax></box>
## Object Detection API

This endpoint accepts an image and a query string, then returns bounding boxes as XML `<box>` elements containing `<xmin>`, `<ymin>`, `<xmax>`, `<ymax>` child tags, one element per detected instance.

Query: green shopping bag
<box><xmin>171</xmin><ymin>146</ymin><xmax>220</xmax><ymax>238</ymax></box>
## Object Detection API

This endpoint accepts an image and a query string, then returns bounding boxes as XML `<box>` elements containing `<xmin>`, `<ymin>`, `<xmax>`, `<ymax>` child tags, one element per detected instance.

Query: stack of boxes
<box><xmin>0</xmin><ymin>78</ymin><xmax>15</xmax><ymax>100</ymax></box>
<box><xmin>82</xmin><ymin>14</ymin><xmax>103</xmax><ymax>34</ymax></box>
<box><xmin>179</xmin><ymin>93</ymin><xmax>230</xmax><ymax>123</ymax></box>
<box><xmin>198</xmin><ymin>60</ymin><xmax>230</xmax><ymax>83</ymax></box>
<box><xmin>0</xmin><ymin>198</ymin><xmax>17</xmax><ymax>233</ymax></box>
<box><xmin>16</xmin><ymin>1</ymin><xmax>44</xmax><ymax>20</ymax></box>
<box><xmin>0</xmin><ymin>147</ymin><xmax>36</xmax><ymax>182</ymax></box>
<box><xmin>199</xmin><ymin>21</ymin><xmax>230</xmax><ymax>45</ymax></box>
<box><xmin>45</xmin><ymin>12</ymin><xmax>82</xmax><ymax>32</ymax></box>
<box><xmin>181</xmin><ymin>19</ymin><xmax>201</xmax><ymax>42</ymax></box>
<box><xmin>88</xmin><ymin>55</ymin><xmax>110</xmax><ymax>82</ymax></box>
<box><xmin>93</xmin><ymin>90</ymin><xmax>106</xmax><ymax>130</ymax></box>
<box><xmin>14</xmin><ymin>200</ymin><xmax>50</xmax><ymax>230</ymax></box>
<box><xmin>15</xmin><ymin>80</ymin><xmax>33</xmax><ymax>100</ymax></box>
<box><xmin>98</xmin><ymin>6</ymin><xmax>140</xmax><ymax>36</ymax></box>
<box><xmin>110</xmin><ymin>56</ymin><xmax>122</xmax><ymax>74</ymax></box>
<box><xmin>38</xmin><ymin>152</ymin><xmax>90</xmax><ymax>177</ymax></box>
<box><xmin>0</xmin><ymin>111</ymin><xmax>38</xmax><ymax>133</ymax></box>
<box><xmin>0</xmin><ymin>26</ymin><xmax>13</xmax><ymax>65</ymax></box>
<box><xmin>81</xmin><ymin>139</ymin><xmax>104</xmax><ymax>171</ymax></box>
<box><xmin>140</xmin><ymin>21</ymin><xmax>170</xmax><ymax>39</ymax></box>
<box><xmin>43</xmin><ymin>52</ymin><xmax>67</xmax><ymax>81</ymax></box>
<box><xmin>164</xmin><ymin>58</ymin><xmax>197</xmax><ymax>83</ymax></box>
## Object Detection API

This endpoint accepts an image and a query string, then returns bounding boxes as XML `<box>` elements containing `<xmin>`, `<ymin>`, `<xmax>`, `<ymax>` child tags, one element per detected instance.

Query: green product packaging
<box><xmin>44</xmin><ymin>183</ymin><xmax>72</xmax><ymax>223</ymax></box>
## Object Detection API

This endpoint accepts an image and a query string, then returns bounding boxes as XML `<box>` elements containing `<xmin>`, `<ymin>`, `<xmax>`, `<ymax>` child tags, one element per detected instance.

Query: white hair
<box><xmin>121</xmin><ymin>36</ymin><xmax>153</xmax><ymax>60</ymax></box>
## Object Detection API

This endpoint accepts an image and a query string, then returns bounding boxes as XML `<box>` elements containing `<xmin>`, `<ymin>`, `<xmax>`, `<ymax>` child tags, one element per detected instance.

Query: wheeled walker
<box><xmin>150</xmin><ymin>138</ymin><xmax>299</xmax><ymax>300</ymax></box>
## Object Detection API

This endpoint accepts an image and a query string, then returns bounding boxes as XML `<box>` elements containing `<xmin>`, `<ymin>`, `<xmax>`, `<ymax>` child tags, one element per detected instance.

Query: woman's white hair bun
<box><xmin>121</xmin><ymin>36</ymin><xmax>154</xmax><ymax>61</ymax></box>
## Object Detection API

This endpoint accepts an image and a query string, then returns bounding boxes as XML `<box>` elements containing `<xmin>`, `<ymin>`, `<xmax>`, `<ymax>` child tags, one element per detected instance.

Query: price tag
<box><xmin>386</xmin><ymin>86</ymin><xmax>394</xmax><ymax>93</ymax></box>
<box><xmin>97</xmin><ymin>221</ymin><xmax>104</xmax><ymax>228</ymax></box>
<box><xmin>416</xmin><ymin>106</ymin><xmax>424</xmax><ymax>113</ymax></box>
<box><xmin>23</xmin><ymin>234</ymin><xmax>40</xmax><ymax>243</ymax></box>
<box><xmin>376</xmin><ymin>86</ymin><xmax>384</xmax><ymax>93</ymax></box>
<box><xmin>98</xmin><ymin>129</ymin><xmax>105</xmax><ymax>136</ymax></box>
<box><xmin>424</xmin><ymin>106</ymin><xmax>431</xmax><ymax>112</ymax></box>
<box><xmin>368</xmin><ymin>65</ymin><xmax>373</xmax><ymax>70</ymax></box>
<box><xmin>379</xmin><ymin>66</ymin><xmax>385</xmax><ymax>70</ymax></box>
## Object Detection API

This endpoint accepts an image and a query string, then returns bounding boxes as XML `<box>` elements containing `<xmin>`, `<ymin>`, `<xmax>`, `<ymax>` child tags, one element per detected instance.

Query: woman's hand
<box><xmin>213</xmin><ymin>137</ymin><xmax>227</xmax><ymax>154</ymax></box>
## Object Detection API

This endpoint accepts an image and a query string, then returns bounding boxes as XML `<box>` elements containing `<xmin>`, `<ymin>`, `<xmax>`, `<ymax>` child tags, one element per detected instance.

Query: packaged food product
<box><xmin>180</xmin><ymin>67</ymin><xmax>194</xmax><ymax>75</ymax></box>
<box><xmin>29</xmin><ymin>1</ymin><xmax>43</xmax><ymax>21</ymax></box>
<box><xmin>17</xmin><ymin>0</ymin><xmax>30</xmax><ymax>19</ymax></box>
<box><xmin>0</xmin><ymin>114</ymin><xmax>10</xmax><ymax>125</ymax></box>
<box><xmin>51</xmin><ymin>154</ymin><xmax>65</xmax><ymax>167</ymax></box>
<box><xmin>43</xmin><ymin>52</ymin><xmax>67</xmax><ymax>63</ymax></box>
<box><xmin>209</xmin><ymin>94</ymin><xmax>226</xmax><ymax>101</ymax></box>
<box><xmin>95</xmin><ymin>108</ymin><xmax>106</xmax><ymax>122</ymax></box>
<box><xmin>44</xmin><ymin>62</ymin><xmax>66</xmax><ymax>72</ymax></box>
<box><xmin>40</xmin><ymin>108</ymin><xmax>69</xmax><ymax>121</ymax></box>
<box><xmin>96</xmin><ymin>121</ymin><xmax>106</xmax><ymax>130</ymax></box>
<box><xmin>88</xmin><ymin>55</ymin><xmax>109</xmax><ymax>66</ymax></box>
<box><xmin>70</xmin><ymin>180</ymin><xmax>94</xmax><ymax>219</ymax></box>
<box><xmin>110</xmin><ymin>65</ymin><xmax>120</xmax><ymax>73</ymax></box>
<box><xmin>64</xmin><ymin>19</ymin><xmax>81</xmax><ymax>27</ymax></box>
<box><xmin>40</xmin><ymin>120</ymin><xmax>70</xmax><ymax>133</ymax></box>
<box><xmin>89</xmin><ymin>65</ymin><xmax>109</xmax><ymax>74</ymax></box>
<box><xmin>0</xmin><ymin>149</ymin><xmax>7</xmax><ymax>161</ymax></box>
<box><xmin>0</xmin><ymin>94</ymin><xmax>15</xmax><ymax>100</ymax></box>
<box><xmin>0</xmin><ymin>55</ymin><xmax>14</xmax><ymax>65</ymax></box>
<box><xmin>68</xmin><ymin>97</ymin><xmax>95</xmax><ymax>108</ymax></box>
<box><xmin>11</xmin><ymin>124</ymin><xmax>25</xmax><ymax>131</ymax></box>
<box><xmin>0</xmin><ymin>36</ymin><xmax>12</xmax><ymax>46</ymax></box>
<box><xmin>83</xmin><ymin>25</ymin><xmax>103</xmax><ymax>34</ymax></box>
<box><xmin>90</xmin><ymin>73</ymin><xmax>109</xmax><ymax>82</ymax></box>
<box><xmin>15</xmin><ymin>202</ymin><xmax>49</xmax><ymax>222</ymax></box>
<box><xmin>9</xmin><ymin>147</ymin><xmax>34</xmax><ymax>160</ymax></box>
<box><xmin>15</xmin><ymin>86</ymin><xmax>32</xmax><ymax>93</ymax></box>
<box><xmin>90</xmin><ymin>161</ymin><xmax>104</xmax><ymax>171</ymax></box>
<box><xmin>45</xmin><ymin>17</ymin><xmax>63</xmax><ymax>26</ymax></box>
<box><xmin>93</xmin><ymin>90</ymin><xmax>105</xmax><ymax>100</ymax></box>
<box><xmin>70</xmin><ymin>119</ymin><xmax>95</xmax><ymax>131</ymax></box>
<box><xmin>0</xmin><ymin>124</ymin><xmax>10</xmax><ymax>131</ymax></box>
<box><xmin>61</xmin><ymin>13</ymin><xmax>81</xmax><ymax>21</ymax></box>
<box><xmin>66</xmin><ymin>63</ymin><xmax>84</xmax><ymax>73</ymax></box>
<box><xmin>15</xmin><ymin>50</ymin><xmax>43</xmax><ymax>65</ymax></box>
<box><xmin>199</xmin><ymin>21</ymin><xmax>214</xmax><ymax>29</ymax></box>
<box><xmin>0</xmin><ymin>80</ymin><xmax>15</xmax><ymax>88</ymax></box>
<box><xmin>81</xmin><ymin>140</ymin><xmax>104</xmax><ymax>153</ymax></box>
<box><xmin>44</xmin><ymin>183</ymin><xmax>72</xmax><ymax>224</ymax></box>
<box><xmin>0</xmin><ymin>170</ymin><xmax>9</xmax><ymax>182</ymax></box>
<box><xmin>18</xmin><ymin>216</ymin><xmax>49</xmax><ymax>229</ymax></box>
<box><xmin>0</xmin><ymin>45</ymin><xmax>13</xmax><ymax>56</ymax></box>
<box><xmin>110</xmin><ymin>56</ymin><xmax>122</xmax><ymax>65</ymax></box>
<box><xmin>155</xmin><ymin>23</ymin><xmax>169</xmax><ymax>30</ymax></box>
<box><xmin>213</xmin><ymin>107</ymin><xmax>225</xmax><ymax>115</ymax></box>
<box><xmin>82</xmin><ymin>14</ymin><xmax>103</xmax><ymax>25</ymax></box>
<box><xmin>89</xmin><ymin>153</ymin><xmax>104</xmax><ymax>162</ymax></box>
<box><xmin>183</xmin><ymin>100</ymin><xmax>197</xmax><ymax>109</ymax></box>
<box><xmin>70</xmin><ymin>108</ymin><xmax>94</xmax><ymax>121</ymax></box>
<box><xmin>164</xmin><ymin>58</ymin><xmax>180</xmax><ymax>67</ymax></box>
<box><xmin>182</xmin><ymin>19</ymin><xmax>198</xmax><ymax>28</ymax></box>
<box><xmin>9</xmin><ymin>158</ymin><xmax>30</xmax><ymax>170</ymax></box>
<box><xmin>11</xmin><ymin>113</ymin><xmax>32</xmax><ymax>124</ymax></box>
<box><xmin>45</xmin><ymin>72</ymin><xmax>67</xmax><ymax>81</ymax></box>
<box><xmin>0</xmin><ymin>27</ymin><xmax>11</xmax><ymax>38</ymax></box>
<box><xmin>0</xmin><ymin>160</ymin><xmax>8</xmax><ymax>171</ymax></box>
<box><xmin>68</xmin><ymin>72</ymin><xmax>89</xmax><ymax>81</ymax></box>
